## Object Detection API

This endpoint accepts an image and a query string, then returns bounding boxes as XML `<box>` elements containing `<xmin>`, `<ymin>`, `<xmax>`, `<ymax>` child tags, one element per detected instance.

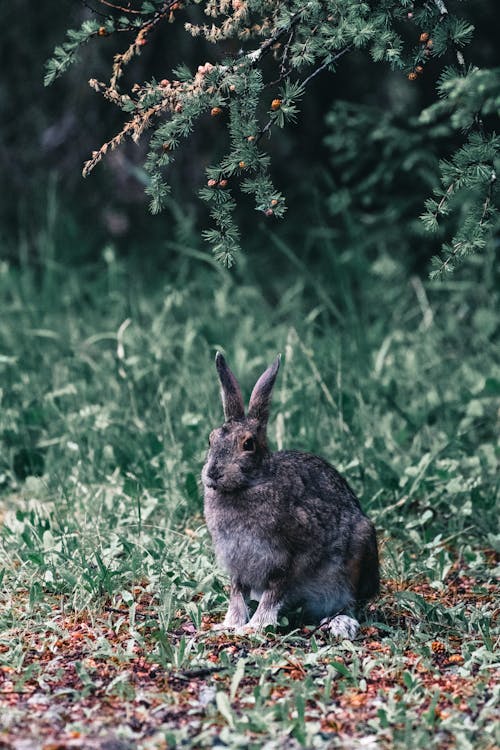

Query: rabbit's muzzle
<box><xmin>202</xmin><ymin>447</ymin><xmax>251</xmax><ymax>492</ymax></box>
<box><xmin>201</xmin><ymin>458</ymin><xmax>224</xmax><ymax>490</ymax></box>
<box><xmin>203</xmin><ymin>465</ymin><xmax>222</xmax><ymax>489</ymax></box>
<box><xmin>201</xmin><ymin>458</ymin><xmax>233</xmax><ymax>491</ymax></box>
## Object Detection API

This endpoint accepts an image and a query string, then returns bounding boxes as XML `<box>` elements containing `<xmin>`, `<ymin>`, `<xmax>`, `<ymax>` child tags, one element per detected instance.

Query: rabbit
<box><xmin>201</xmin><ymin>352</ymin><xmax>379</xmax><ymax>638</ymax></box>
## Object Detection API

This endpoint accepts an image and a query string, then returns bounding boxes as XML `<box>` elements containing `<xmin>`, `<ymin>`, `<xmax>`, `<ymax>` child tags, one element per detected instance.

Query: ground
<box><xmin>0</xmin><ymin>525</ymin><xmax>498</xmax><ymax>749</ymax></box>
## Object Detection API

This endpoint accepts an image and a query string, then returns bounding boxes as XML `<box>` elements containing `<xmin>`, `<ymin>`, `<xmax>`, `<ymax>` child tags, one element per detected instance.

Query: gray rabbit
<box><xmin>202</xmin><ymin>352</ymin><xmax>379</xmax><ymax>638</ymax></box>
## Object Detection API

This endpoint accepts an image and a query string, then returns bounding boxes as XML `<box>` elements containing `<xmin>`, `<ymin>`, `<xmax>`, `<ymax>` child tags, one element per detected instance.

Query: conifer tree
<box><xmin>46</xmin><ymin>0</ymin><xmax>499</xmax><ymax>271</ymax></box>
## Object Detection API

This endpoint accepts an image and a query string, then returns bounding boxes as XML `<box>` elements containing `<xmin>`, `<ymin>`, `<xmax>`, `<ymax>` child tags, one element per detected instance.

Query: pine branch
<box><xmin>50</xmin><ymin>0</ymin><xmax>491</xmax><ymax>265</ymax></box>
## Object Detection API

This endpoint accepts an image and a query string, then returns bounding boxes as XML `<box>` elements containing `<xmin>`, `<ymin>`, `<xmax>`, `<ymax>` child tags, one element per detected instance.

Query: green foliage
<box><xmin>419</xmin><ymin>66</ymin><xmax>500</xmax><ymax>279</ymax></box>
<box><xmin>423</xmin><ymin>65</ymin><xmax>500</xmax><ymax>131</ymax></box>
<box><xmin>45</xmin><ymin>0</ymin><xmax>498</xmax><ymax>271</ymax></box>
<box><xmin>43</xmin><ymin>19</ymin><xmax>102</xmax><ymax>86</ymax></box>
<box><xmin>323</xmin><ymin>101</ymin><xmax>440</xmax><ymax>256</ymax></box>
<box><xmin>323</xmin><ymin>64</ymin><xmax>499</xmax><ymax>277</ymax></box>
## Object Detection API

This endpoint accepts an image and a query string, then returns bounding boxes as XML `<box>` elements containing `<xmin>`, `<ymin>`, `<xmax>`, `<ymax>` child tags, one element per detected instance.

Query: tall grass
<box><xmin>0</xmin><ymin>207</ymin><xmax>498</xmax><ymax>747</ymax></box>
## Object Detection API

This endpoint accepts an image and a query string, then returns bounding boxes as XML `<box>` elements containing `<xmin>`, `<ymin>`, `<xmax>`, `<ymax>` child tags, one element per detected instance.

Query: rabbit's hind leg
<box><xmin>320</xmin><ymin>613</ymin><xmax>359</xmax><ymax>639</ymax></box>
<box><xmin>297</xmin><ymin>568</ymin><xmax>359</xmax><ymax>639</ymax></box>
<box><xmin>297</xmin><ymin>566</ymin><xmax>354</xmax><ymax>620</ymax></box>
<box><xmin>349</xmin><ymin>517</ymin><xmax>380</xmax><ymax>602</ymax></box>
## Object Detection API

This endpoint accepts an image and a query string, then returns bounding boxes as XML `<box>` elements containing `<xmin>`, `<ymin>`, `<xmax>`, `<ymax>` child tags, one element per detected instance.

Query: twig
<box><xmin>438</xmin><ymin>168</ymin><xmax>496</xmax><ymax>274</ymax></box>
<box><xmin>73</xmin><ymin>0</ymin><xmax>109</xmax><ymax>18</ymax></box>
<box><xmin>258</xmin><ymin>46</ymin><xmax>351</xmax><ymax>143</ymax></box>
<box><xmin>240</xmin><ymin>6</ymin><xmax>306</xmax><ymax>65</ymax></box>
<box><xmin>301</xmin><ymin>46</ymin><xmax>351</xmax><ymax>88</ymax></box>
<box><xmin>280</xmin><ymin>28</ymin><xmax>295</xmax><ymax>77</ymax></box>
<box><xmin>433</xmin><ymin>180</ymin><xmax>455</xmax><ymax>218</ymax></box>
<box><xmin>96</xmin><ymin>0</ymin><xmax>143</xmax><ymax>12</ymax></box>
<box><xmin>482</xmin><ymin>170</ymin><xmax>496</xmax><ymax>217</ymax></box>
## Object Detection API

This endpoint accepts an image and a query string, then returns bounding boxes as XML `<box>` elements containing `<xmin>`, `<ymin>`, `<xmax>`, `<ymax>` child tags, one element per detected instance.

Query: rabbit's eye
<box><xmin>242</xmin><ymin>437</ymin><xmax>255</xmax><ymax>452</ymax></box>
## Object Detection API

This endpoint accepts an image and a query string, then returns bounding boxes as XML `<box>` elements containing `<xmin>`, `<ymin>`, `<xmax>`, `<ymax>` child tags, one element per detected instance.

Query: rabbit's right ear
<box><xmin>215</xmin><ymin>352</ymin><xmax>245</xmax><ymax>421</ymax></box>
<box><xmin>247</xmin><ymin>354</ymin><xmax>281</xmax><ymax>428</ymax></box>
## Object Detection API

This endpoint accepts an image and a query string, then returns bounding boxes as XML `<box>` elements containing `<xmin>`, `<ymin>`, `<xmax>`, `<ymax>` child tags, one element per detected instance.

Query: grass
<box><xmin>0</xmin><ymin>225</ymin><xmax>498</xmax><ymax>749</ymax></box>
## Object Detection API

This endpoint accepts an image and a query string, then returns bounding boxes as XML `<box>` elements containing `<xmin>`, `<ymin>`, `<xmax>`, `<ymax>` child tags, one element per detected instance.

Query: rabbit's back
<box><xmin>272</xmin><ymin>450</ymin><xmax>362</xmax><ymax>514</ymax></box>
<box><xmin>272</xmin><ymin>451</ymin><xmax>379</xmax><ymax>603</ymax></box>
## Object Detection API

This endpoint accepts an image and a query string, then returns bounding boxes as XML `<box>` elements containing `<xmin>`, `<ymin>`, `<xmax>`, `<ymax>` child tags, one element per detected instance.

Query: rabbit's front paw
<box><xmin>211</xmin><ymin>621</ymin><xmax>234</xmax><ymax>632</ymax></box>
<box><xmin>244</xmin><ymin>613</ymin><xmax>278</xmax><ymax>632</ymax></box>
<box><xmin>243</xmin><ymin>597</ymin><xmax>281</xmax><ymax>632</ymax></box>
<box><xmin>321</xmin><ymin>614</ymin><xmax>359</xmax><ymax>640</ymax></box>
<box><xmin>212</xmin><ymin>584</ymin><xmax>250</xmax><ymax>631</ymax></box>
<box><xmin>212</xmin><ymin>601</ymin><xmax>249</xmax><ymax>631</ymax></box>
<box><xmin>212</xmin><ymin>611</ymin><xmax>248</xmax><ymax>631</ymax></box>
<box><xmin>235</xmin><ymin>618</ymin><xmax>275</xmax><ymax>636</ymax></box>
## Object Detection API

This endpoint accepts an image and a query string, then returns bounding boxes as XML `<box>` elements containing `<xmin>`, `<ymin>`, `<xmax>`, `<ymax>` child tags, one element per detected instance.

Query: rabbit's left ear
<box><xmin>247</xmin><ymin>354</ymin><xmax>281</xmax><ymax>428</ymax></box>
<box><xmin>215</xmin><ymin>352</ymin><xmax>245</xmax><ymax>421</ymax></box>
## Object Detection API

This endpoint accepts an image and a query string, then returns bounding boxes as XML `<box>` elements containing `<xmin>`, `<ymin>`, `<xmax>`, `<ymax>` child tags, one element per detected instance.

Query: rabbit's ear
<box><xmin>215</xmin><ymin>352</ymin><xmax>245</xmax><ymax>421</ymax></box>
<box><xmin>247</xmin><ymin>355</ymin><xmax>281</xmax><ymax>428</ymax></box>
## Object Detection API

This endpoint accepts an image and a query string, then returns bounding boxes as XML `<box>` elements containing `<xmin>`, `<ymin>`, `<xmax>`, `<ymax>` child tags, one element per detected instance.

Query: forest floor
<box><xmin>0</xmin><ymin>546</ymin><xmax>498</xmax><ymax>750</ymax></box>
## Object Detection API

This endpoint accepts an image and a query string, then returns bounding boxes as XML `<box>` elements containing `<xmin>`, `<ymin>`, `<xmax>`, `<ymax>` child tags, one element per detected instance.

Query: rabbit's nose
<box><xmin>207</xmin><ymin>467</ymin><xmax>222</xmax><ymax>482</ymax></box>
<box><xmin>205</xmin><ymin>461</ymin><xmax>222</xmax><ymax>482</ymax></box>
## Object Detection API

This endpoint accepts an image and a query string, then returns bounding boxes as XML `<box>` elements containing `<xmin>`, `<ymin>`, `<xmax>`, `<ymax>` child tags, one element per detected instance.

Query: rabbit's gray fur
<box><xmin>202</xmin><ymin>353</ymin><xmax>379</xmax><ymax>636</ymax></box>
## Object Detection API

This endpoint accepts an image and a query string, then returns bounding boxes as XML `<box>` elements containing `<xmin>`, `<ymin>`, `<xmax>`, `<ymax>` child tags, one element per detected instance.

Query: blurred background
<box><xmin>0</xmin><ymin>0</ymin><xmax>498</xmax><ymax>515</ymax></box>
<box><xmin>2</xmin><ymin>0</ymin><xmax>498</xmax><ymax>276</ymax></box>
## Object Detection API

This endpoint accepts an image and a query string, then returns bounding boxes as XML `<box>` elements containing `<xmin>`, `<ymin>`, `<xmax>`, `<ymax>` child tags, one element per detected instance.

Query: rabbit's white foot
<box><xmin>211</xmin><ymin>621</ymin><xmax>235</xmax><ymax>631</ymax></box>
<box><xmin>321</xmin><ymin>614</ymin><xmax>359</xmax><ymax>640</ymax></box>
<box><xmin>234</xmin><ymin>623</ymin><xmax>257</xmax><ymax>635</ymax></box>
<box><xmin>212</xmin><ymin>609</ymin><xmax>249</xmax><ymax>631</ymax></box>
<box><xmin>245</xmin><ymin>610</ymin><xmax>279</xmax><ymax>632</ymax></box>
<box><xmin>235</xmin><ymin>617</ymin><xmax>276</xmax><ymax>636</ymax></box>
<box><xmin>240</xmin><ymin>595</ymin><xmax>281</xmax><ymax>632</ymax></box>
